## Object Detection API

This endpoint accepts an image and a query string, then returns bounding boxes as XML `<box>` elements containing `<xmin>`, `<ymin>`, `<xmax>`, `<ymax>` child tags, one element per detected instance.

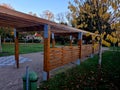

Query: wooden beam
<box><xmin>14</xmin><ymin>29</ymin><xmax>19</xmax><ymax>68</ymax></box>
<box><xmin>44</xmin><ymin>24</ymin><xmax>50</xmax><ymax>79</ymax></box>
<box><xmin>0</xmin><ymin>35</ymin><xmax>2</xmax><ymax>52</ymax></box>
<box><xmin>0</xmin><ymin>11</ymin><xmax>39</xmax><ymax>25</ymax></box>
<box><xmin>0</xmin><ymin>15</ymin><xmax>38</xmax><ymax>28</ymax></box>
<box><xmin>70</xmin><ymin>35</ymin><xmax>72</xmax><ymax>46</ymax></box>
<box><xmin>0</xmin><ymin>21</ymin><xmax>19</xmax><ymax>28</ymax></box>
<box><xmin>52</xmin><ymin>33</ymin><xmax>55</xmax><ymax>48</ymax></box>
<box><xmin>78</xmin><ymin>32</ymin><xmax>83</xmax><ymax>59</ymax></box>
<box><xmin>92</xmin><ymin>40</ymin><xmax>95</xmax><ymax>55</ymax></box>
<box><xmin>17</xmin><ymin>25</ymin><xmax>44</xmax><ymax>32</ymax></box>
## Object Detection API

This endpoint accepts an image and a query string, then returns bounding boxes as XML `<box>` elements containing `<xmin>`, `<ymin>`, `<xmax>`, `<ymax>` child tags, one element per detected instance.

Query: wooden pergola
<box><xmin>0</xmin><ymin>6</ymin><xmax>99</xmax><ymax>79</ymax></box>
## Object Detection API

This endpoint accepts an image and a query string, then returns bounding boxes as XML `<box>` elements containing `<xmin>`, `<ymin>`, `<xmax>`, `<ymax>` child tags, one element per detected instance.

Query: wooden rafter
<box><xmin>17</xmin><ymin>25</ymin><xmax>44</xmax><ymax>32</ymax></box>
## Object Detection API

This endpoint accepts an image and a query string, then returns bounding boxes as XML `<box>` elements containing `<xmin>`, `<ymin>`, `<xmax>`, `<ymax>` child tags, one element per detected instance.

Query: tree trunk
<box><xmin>98</xmin><ymin>37</ymin><xmax>102</xmax><ymax>81</ymax></box>
<box><xmin>98</xmin><ymin>38</ymin><xmax>102</xmax><ymax>67</ymax></box>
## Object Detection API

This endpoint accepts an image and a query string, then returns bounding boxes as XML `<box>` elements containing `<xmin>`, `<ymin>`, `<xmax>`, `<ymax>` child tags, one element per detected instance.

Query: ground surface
<box><xmin>0</xmin><ymin>52</ymin><xmax>43</xmax><ymax>90</ymax></box>
<box><xmin>0</xmin><ymin>47</ymin><xmax>109</xmax><ymax>90</ymax></box>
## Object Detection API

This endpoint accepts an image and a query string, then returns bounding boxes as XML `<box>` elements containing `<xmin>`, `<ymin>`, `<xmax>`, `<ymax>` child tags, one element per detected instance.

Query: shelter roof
<box><xmin>0</xmin><ymin>6</ymin><xmax>99</xmax><ymax>36</ymax></box>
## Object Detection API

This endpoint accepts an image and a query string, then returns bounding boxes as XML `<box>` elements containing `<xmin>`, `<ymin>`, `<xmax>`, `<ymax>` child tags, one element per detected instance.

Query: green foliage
<box><xmin>68</xmin><ymin>0</ymin><xmax>119</xmax><ymax>34</ymax></box>
<box><xmin>0</xmin><ymin>27</ymin><xmax>14</xmax><ymax>39</ymax></box>
<box><xmin>39</xmin><ymin>51</ymin><xmax>120</xmax><ymax>90</ymax></box>
<box><xmin>68</xmin><ymin>0</ymin><xmax>119</xmax><ymax>46</ymax></box>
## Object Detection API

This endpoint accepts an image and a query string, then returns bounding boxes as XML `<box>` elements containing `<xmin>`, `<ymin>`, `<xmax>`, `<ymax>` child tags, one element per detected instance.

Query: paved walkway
<box><xmin>0</xmin><ymin>52</ymin><xmax>43</xmax><ymax>90</ymax></box>
<box><xmin>0</xmin><ymin>56</ymin><xmax>32</xmax><ymax>67</ymax></box>
<box><xmin>102</xmin><ymin>47</ymin><xmax>109</xmax><ymax>51</ymax></box>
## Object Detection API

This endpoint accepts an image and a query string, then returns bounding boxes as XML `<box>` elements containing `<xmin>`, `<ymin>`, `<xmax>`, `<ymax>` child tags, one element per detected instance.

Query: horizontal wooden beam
<box><xmin>0</xmin><ymin>22</ymin><xmax>17</xmax><ymax>28</ymax></box>
<box><xmin>0</xmin><ymin>19</ymin><xmax>32</xmax><ymax>28</ymax></box>
<box><xmin>0</xmin><ymin>13</ymin><xmax>39</xmax><ymax>24</ymax></box>
<box><xmin>0</xmin><ymin>14</ymin><xmax>39</xmax><ymax>28</ymax></box>
<box><xmin>17</xmin><ymin>25</ymin><xmax>44</xmax><ymax>32</ymax></box>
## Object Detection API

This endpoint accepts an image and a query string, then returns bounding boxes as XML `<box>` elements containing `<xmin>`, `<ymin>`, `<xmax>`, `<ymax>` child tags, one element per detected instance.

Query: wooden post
<box><xmin>0</xmin><ymin>35</ymin><xmax>2</xmax><ymax>52</ymax></box>
<box><xmin>77</xmin><ymin>32</ymin><xmax>82</xmax><ymax>65</ymax></box>
<box><xmin>52</xmin><ymin>33</ymin><xmax>55</xmax><ymax>48</ymax></box>
<box><xmin>70</xmin><ymin>35</ymin><xmax>72</xmax><ymax>46</ymax></box>
<box><xmin>14</xmin><ymin>29</ymin><xmax>19</xmax><ymax>68</ymax></box>
<box><xmin>43</xmin><ymin>24</ymin><xmax>50</xmax><ymax>80</ymax></box>
<box><xmin>92</xmin><ymin>39</ymin><xmax>95</xmax><ymax>56</ymax></box>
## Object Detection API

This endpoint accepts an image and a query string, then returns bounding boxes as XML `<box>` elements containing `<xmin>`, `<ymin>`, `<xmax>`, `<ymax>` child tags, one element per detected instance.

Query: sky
<box><xmin>0</xmin><ymin>0</ymin><xmax>71</xmax><ymax>16</ymax></box>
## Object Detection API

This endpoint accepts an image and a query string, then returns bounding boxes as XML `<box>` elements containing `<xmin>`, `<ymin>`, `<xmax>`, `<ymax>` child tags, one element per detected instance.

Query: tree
<box><xmin>56</xmin><ymin>12</ymin><xmax>69</xmax><ymax>25</ymax></box>
<box><xmin>40</xmin><ymin>10</ymin><xmax>54</xmax><ymax>21</ymax></box>
<box><xmin>68</xmin><ymin>0</ymin><xmax>119</xmax><ymax>80</ymax></box>
<box><xmin>0</xmin><ymin>3</ymin><xmax>15</xmax><ymax>52</ymax></box>
<box><xmin>0</xmin><ymin>3</ymin><xmax>14</xmax><ymax>42</ymax></box>
<box><xmin>28</xmin><ymin>12</ymin><xmax>37</xmax><ymax>17</ymax></box>
<box><xmin>56</xmin><ymin>12</ymin><xmax>65</xmax><ymax>23</ymax></box>
<box><xmin>65</xmin><ymin>11</ymin><xmax>73</xmax><ymax>26</ymax></box>
<box><xmin>0</xmin><ymin>3</ymin><xmax>14</xmax><ymax>9</ymax></box>
<box><xmin>0</xmin><ymin>27</ymin><xmax>14</xmax><ymax>42</ymax></box>
<box><xmin>68</xmin><ymin>0</ymin><xmax>119</xmax><ymax>32</ymax></box>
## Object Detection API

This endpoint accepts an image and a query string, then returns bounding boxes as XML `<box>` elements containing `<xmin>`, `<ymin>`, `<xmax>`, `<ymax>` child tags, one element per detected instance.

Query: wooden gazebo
<box><xmin>0</xmin><ymin>6</ymin><xmax>99</xmax><ymax>80</ymax></box>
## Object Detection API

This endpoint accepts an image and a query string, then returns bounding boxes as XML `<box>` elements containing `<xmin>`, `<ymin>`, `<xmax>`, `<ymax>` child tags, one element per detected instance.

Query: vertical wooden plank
<box><xmin>92</xmin><ymin>39</ymin><xmax>95</xmax><ymax>54</ymax></box>
<box><xmin>70</xmin><ymin>35</ymin><xmax>72</xmax><ymax>46</ymax></box>
<box><xmin>78</xmin><ymin>32</ymin><xmax>82</xmax><ymax>59</ymax></box>
<box><xmin>0</xmin><ymin>35</ymin><xmax>2</xmax><ymax>52</ymax></box>
<box><xmin>14</xmin><ymin>29</ymin><xmax>19</xmax><ymax>68</ymax></box>
<box><xmin>52</xmin><ymin>33</ymin><xmax>55</xmax><ymax>48</ymax></box>
<box><xmin>61</xmin><ymin>47</ymin><xmax>64</xmax><ymax>65</ymax></box>
<box><xmin>43</xmin><ymin>24</ymin><xmax>50</xmax><ymax>80</ymax></box>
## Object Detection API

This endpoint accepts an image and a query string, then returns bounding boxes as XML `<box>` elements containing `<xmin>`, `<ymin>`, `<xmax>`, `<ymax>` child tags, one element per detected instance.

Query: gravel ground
<box><xmin>0</xmin><ymin>52</ymin><xmax>43</xmax><ymax>90</ymax></box>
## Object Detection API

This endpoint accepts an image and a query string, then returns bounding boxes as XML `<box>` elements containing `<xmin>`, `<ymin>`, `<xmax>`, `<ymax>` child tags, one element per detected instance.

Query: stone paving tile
<box><xmin>0</xmin><ymin>56</ymin><xmax>32</xmax><ymax>67</ymax></box>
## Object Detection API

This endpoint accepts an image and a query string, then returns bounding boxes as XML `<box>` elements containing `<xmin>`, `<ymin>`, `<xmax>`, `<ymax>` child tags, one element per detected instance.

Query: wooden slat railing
<box><xmin>48</xmin><ymin>46</ymin><xmax>79</xmax><ymax>71</ymax></box>
<box><xmin>48</xmin><ymin>44</ymin><xmax>99</xmax><ymax>71</ymax></box>
<box><xmin>81</xmin><ymin>44</ymin><xmax>93</xmax><ymax>58</ymax></box>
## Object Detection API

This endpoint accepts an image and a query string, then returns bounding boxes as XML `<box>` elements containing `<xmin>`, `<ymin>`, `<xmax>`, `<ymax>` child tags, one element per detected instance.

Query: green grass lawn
<box><xmin>0</xmin><ymin>43</ymin><xmax>78</xmax><ymax>57</ymax></box>
<box><xmin>0</xmin><ymin>43</ymin><xmax>44</xmax><ymax>57</ymax></box>
<box><xmin>39</xmin><ymin>51</ymin><xmax>120</xmax><ymax>90</ymax></box>
<box><xmin>110</xmin><ymin>46</ymin><xmax>120</xmax><ymax>51</ymax></box>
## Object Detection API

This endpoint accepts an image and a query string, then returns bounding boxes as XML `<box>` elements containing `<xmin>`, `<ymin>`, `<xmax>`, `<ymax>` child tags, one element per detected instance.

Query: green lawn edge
<box><xmin>0</xmin><ymin>43</ymin><xmax>44</xmax><ymax>57</ymax></box>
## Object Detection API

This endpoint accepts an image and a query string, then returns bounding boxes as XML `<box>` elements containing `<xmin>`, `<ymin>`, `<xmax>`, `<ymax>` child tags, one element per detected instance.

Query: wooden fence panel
<box><xmin>71</xmin><ymin>46</ymin><xmax>79</xmax><ymax>62</ymax></box>
<box><xmin>48</xmin><ymin>44</ymin><xmax>99</xmax><ymax>71</ymax></box>
<box><xmin>49</xmin><ymin>48</ymin><xmax>62</xmax><ymax>70</ymax></box>
<box><xmin>81</xmin><ymin>44</ymin><xmax>92</xmax><ymax>58</ymax></box>
<box><xmin>48</xmin><ymin>46</ymin><xmax>79</xmax><ymax>71</ymax></box>
<box><xmin>62</xmin><ymin>46</ymin><xmax>72</xmax><ymax>64</ymax></box>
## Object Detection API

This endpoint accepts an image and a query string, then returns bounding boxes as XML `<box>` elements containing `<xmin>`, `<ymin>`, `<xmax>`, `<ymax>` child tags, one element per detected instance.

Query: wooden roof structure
<box><xmin>0</xmin><ymin>6</ymin><xmax>100</xmax><ymax>69</ymax></box>
<box><xmin>0</xmin><ymin>6</ymin><xmax>98</xmax><ymax>35</ymax></box>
